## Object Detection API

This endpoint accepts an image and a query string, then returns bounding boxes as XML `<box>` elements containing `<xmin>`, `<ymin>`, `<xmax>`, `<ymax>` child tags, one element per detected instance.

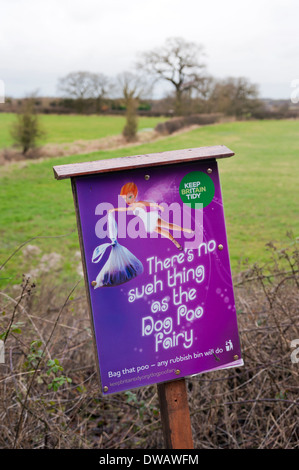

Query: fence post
<box><xmin>157</xmin><ymin>378</ymin><xmax>193</xmax><ymax>449</ymax></box>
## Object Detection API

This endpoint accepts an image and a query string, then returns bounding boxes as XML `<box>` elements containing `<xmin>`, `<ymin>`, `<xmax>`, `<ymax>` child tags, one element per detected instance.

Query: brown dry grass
<box><xmin>0</xmin><ymin>238</ymin><xmax>298</xmax><ymax>449</ymax></box>
<box><xmin>0</xmin><ymin>132</ymin><xmax>157</xmax><ymax>166</ymax></box>
<box><xmin>0</xmin><ymin>125</ymin><xmax>203</xmax><ymax>167</ymax></box>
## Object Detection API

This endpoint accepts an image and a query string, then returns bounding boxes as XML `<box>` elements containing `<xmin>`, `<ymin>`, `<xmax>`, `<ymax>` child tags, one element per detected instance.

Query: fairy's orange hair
<box><xmin>120</xmin><ymin>182</ymin><xmax>138</xmax><ymax>197</ymax></box>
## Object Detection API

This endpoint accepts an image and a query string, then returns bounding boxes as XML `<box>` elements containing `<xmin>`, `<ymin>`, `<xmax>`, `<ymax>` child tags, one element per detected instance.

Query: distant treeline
<box><xmin>2</xmin><ymin>96</ymin><xmax>164</xmax><ymax>116</ymax></box>
<box><xmin>2</xmin><ymin>95</ymin><xmax>299</xmax><ymax>120</ymax></box>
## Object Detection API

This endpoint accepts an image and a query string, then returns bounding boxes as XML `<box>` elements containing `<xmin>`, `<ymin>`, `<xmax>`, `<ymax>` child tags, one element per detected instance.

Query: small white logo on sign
<box><xmin>291</xmin><ymin>79</ymin><xmax>299</xmax><ymax>104</ymax></box>
<box><xmin>0</xmin><ymin>340</ymin><xmax>4</xmax><ymax>363</ymax></box>
<box><xmin>0</xmin><ymin>80</ymin><xmax>5</xmax><ymax>104</ymax></box>
<box><xmin>290</xmin><ymin>339</ymin><xmax>299</xmax><ymax>364</ymax></box>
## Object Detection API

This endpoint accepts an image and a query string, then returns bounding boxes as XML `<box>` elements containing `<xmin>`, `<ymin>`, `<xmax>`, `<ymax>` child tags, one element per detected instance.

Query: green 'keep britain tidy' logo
<box><xmin>179</xmin><ymin>171</ymin><xmax>215</xmax><ymax>208</ymax></box>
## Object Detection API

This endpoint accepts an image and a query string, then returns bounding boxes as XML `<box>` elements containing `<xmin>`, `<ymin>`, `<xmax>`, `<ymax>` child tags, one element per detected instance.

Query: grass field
<box><xmin>0</xmin><ymin>113</ymin><xmax>167</xmax><ymax>148</ymax></box>
<box><xmin>0</xmin><ymin>119</ymin><xmax>298</xmax><ymax>287</ymax></box>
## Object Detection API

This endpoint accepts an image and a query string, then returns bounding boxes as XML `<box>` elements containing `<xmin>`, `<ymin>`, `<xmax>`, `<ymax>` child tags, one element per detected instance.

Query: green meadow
<box><xmin>0</xmin><ymin>119</ymin><xmax>298</xmax><ymax>286</ymax></box>
<box><xmin>0</xmin><ymin>113</ymin><xmax>167</xmax><ymax>148</ymax></box>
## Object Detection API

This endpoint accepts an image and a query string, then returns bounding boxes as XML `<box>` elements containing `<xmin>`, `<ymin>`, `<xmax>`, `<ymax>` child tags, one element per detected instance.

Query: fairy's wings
<box><xmin>142</xmin><ymin>177</ymin><xmax>178</xmax><ymax>204</ymax></box>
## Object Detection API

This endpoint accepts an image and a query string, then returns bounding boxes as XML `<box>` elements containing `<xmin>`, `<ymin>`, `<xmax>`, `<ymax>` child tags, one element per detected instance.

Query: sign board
<box><xmin>54</xmin><ymin>146</ymin><xmax>243</xmax><ymax>396</ymax></box>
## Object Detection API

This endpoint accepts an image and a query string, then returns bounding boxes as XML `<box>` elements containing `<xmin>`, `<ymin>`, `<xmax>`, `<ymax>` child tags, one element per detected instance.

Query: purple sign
<box><xmin>75</xmin><ymin>159</ymin><xmax>243</xmax><ymax>395</ymax></box>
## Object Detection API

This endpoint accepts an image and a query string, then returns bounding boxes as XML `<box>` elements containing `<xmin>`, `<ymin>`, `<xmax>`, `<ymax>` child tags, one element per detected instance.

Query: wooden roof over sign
<box><xmin>53</xmin><ymin>145</ymin><xmax>234</xmax><ymax>180</ymax></box>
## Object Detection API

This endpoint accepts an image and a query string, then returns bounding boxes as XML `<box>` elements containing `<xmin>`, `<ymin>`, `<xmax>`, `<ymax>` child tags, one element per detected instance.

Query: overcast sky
<box><xmin>0</xmin><ymin>0</ymin><xmax>298</xmax><ymax>99</ymax></box>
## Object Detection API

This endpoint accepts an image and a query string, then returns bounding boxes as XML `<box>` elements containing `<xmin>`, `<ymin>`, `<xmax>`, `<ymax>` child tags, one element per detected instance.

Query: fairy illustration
<box><xmin>109</xmin><ymin>182</ymin><xmax>194</xmax><ymax>251</ymax></box>
<box><xmin>92</xmin><ymin>181</ymin><xmax>195</xmax><ymax>289</ymax></box>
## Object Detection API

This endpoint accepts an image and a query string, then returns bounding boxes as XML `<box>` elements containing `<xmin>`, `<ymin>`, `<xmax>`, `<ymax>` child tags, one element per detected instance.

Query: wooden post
<box><xmin>157</xmin><ymin>379</ymin><xmax>194</xmax><ymax>449</ymax></box>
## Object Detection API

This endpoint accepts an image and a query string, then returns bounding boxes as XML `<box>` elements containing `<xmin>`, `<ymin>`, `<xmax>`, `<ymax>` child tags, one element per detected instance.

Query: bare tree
<box><xmin>117</xmin><ymin>72</ymin><xmax>150</xmax><ymax>141</ymax></box>
<box><xmin>57</xmin><ymin>71</ymin><xmax>113</xmax><ymax>114</ymax></box>
<box><xmin>137</xmin><ymin>37</ymin><xmax>206</xmax><ymax>115</ymax></box>
<box><xmin>89</xmin><ymin>73</ymin><xmax>113</xmax><ymax>113</ymax></box>
<box><xmin>208</xmin><ymin>77</ymin><xmax>261</xmax><ymax>117</ymax></box>
<box><xmin>57</xmin><ymin>71</ymin><xmax>93</xmax><ymax>113</ymax></box>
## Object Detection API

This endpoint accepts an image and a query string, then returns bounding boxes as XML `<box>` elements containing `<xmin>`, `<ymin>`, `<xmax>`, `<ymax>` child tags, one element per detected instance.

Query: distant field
<box><xmin>0</xmin><ymin>113</ymin><xmax>167</xmax><ymax>148</ymax></box>
<box><xmin>0</xmin><ymin>119</ymin><xmax>298</xmax><ymax>287</ymax></box>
